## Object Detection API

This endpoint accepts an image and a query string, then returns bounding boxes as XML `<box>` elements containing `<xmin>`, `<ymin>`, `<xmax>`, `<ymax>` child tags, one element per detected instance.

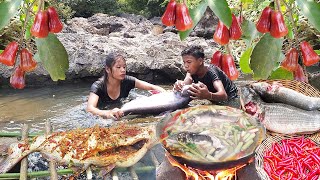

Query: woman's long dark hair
<box><xmin>103</xmin><ymin>52</ymin><xmax>125</xmax><ymax>83</ymax></box>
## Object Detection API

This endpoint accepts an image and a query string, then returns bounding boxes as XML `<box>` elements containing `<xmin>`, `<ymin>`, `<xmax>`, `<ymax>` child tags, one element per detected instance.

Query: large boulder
<box><xmin>0</xmin><ymin>13</ymin><xmax>216</xmax><ymax>87</ymax></box>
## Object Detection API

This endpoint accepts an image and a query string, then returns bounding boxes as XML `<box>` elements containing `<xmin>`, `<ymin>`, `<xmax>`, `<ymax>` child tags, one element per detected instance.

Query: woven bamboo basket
<box><xmin>254</xmin><ymin>80</ymin><xmax>320</xmax><ymax>180</ymax></box>
<box><xmin>255</xmin><ymin>133</ymin><xmax>320</xmax><ymax>180</ymax></box>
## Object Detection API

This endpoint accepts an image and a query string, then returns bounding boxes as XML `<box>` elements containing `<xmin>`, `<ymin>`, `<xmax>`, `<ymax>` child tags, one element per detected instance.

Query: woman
<box><xmin>87</xmin><ymin>52</ymin><xmax>165</xmax><ymax>119</ymax></box>
<box><xmin>173</xmin><ymin>45</ymin><xmax>237</xmax><ymax>102</ymax></box>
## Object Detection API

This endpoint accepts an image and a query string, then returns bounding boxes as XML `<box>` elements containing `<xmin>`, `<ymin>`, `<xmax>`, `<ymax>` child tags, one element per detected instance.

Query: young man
<box><xmin>173</xmin><ymin>46</ymin><xmax>237</xmax><ymax>102</ymax></box>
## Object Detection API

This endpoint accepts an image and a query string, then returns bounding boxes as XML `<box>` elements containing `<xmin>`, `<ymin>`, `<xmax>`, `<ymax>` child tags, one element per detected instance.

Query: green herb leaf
<box><xmin>35</xmin><ymin>34</ymin><xmax>69</xmax><ymax>81</ymax></box>
<box><xmin>0</xmin><ymin>0</ymin><xmax>22</xmax><ymax>30</ymax></box>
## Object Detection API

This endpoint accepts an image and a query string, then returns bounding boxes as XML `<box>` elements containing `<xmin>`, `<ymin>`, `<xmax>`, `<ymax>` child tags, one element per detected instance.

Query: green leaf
<box><xmin>33</xmin><ymin>52</ymin><xmax>41</xmax><ymax>62</ymax></box>
<box><xmin>257</xmin><ymin>1</ymin><xmax>271</xmax><ymax>10</ymax></box>
<box><xmin>315</xmin><ymin>50</ymin><xmax>320</xmax><ymax>55</ymax></box>
<box><xmin>239</xmin><ymin>47</ymin><xmax>253</xmax><ymax>74</ymax></box>
<box><xmin>24</xmin><ymin>23</ymin><xmax>32</xmax><ymax>39</ymax></box>
<box><xmin>208</xmin><ymin>0</ymin><xmax>232</xmax><ymax>28</ymax></box>
<box><xmin>0</xmin><ymin>0</ymin><xmax>22</xmax><ymax>30</ymax></box>
<box><xmin>179</xmin><ymin>0</ymin><xmax>208</xmax><ymax>41</ymax></box>
<box><xmin>0</xmin><ymin>50</ymin><xmax>3</xmax><ymax>53</ymax></box>
<box><xmin>269</xmin><ymin>67</ymin><xmax>294</xmax><ymax>80</ymax></box>
<box><xmin>35</xmin><ymin>34</ymin><xmax>69</xmax><ymax>81</ymax></box>
<box><xmin>287</xmin><ymin>25</ymin><xmax>294</xmax><ymax>39</ymax></box>
<box><xmin>250</xmin><ymin>34</ymin><xmax>283</xmax><ymax>80</ymax></box>
<box><xmin>296</xmin><ymin>0</ymin><xmax>320</xmax><ymax>32</ymax></box>
<box><xmin>241</xmin><ymin>19</ymin><xmax>259</xmax><ymax>46</ymax></box>
<box><xmin>241</xmin><ymin>0</ymin><xmax>253</xmax><ymax>3</ymax></box>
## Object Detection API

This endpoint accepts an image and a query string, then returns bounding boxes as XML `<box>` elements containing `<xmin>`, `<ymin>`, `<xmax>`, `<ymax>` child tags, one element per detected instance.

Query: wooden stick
<box><xmin>129</xmin><ymin>166</ymin><xmax>138</xmax><ymax>180</ymax></box>
<box><xmin>19</xmin><ymin>124</ymin><xmax>29</xmax><ymax>180</ymax></box>
<box><xmin>45</xmin><ymin>120</ymin><xmax>58</xmax><ymax>180</ymax></box>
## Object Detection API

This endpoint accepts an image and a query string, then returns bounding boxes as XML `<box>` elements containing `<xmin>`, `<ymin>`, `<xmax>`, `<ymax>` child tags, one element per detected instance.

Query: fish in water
<box><xmin>251</xmin><ymin>82</ymin><xmax>320</xmax><ymax>111</ymax></box>
<box><xmin>121</xmin><ymin>85</ymin><xmax>191</xmax><ymax>116</ymax></box>
<box><xmin>0</xmin><ymin>124</ymin><xmax>156</xmax><ymax>174</ymax></box>
<box><xmin>240</xmin><ymin>85</ymin><xmax>320</xmax><ymax>134</ymax></box>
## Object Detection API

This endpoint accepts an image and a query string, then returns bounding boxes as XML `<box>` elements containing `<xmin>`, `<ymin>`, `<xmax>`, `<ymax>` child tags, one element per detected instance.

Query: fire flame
<box><xmin>166</xmin><ymin>152</ymin><xmax>248</xmax><ymax>180</ymax></box>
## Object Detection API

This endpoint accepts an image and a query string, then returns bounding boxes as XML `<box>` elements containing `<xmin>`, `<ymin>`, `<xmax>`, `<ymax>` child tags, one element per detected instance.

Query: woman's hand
<box><xmin>188</xmin><ymin>82</ymin><xmax>211</xmax><ymax>100</ymax></box>
<box><xmin>105</xmin><ymin>108</ymin><xmax>124</xmax><ymax>120</ymax></box>
<box><xmin>173</xmin><ymin>80</ymin><xmax>185</xmax><ymax>92</ymax></box>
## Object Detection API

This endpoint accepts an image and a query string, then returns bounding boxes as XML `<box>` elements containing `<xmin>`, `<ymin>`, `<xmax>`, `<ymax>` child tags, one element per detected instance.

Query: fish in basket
<box><xmin>240</xmin><ymin>85</ymin><xmax>320</xmax><ymax>134</ymax></box>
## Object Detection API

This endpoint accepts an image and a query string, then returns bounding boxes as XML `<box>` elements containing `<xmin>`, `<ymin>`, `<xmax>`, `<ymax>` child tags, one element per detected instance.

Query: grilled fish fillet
<box><xmin>0</xmin><ymin>124</ymin><xmax>156</xmax><ymax>174</ymax></box>
<box><xmin>252</xmin><ymin>82</ymin><xmax>320</xmax><ymax>111</ymax></box>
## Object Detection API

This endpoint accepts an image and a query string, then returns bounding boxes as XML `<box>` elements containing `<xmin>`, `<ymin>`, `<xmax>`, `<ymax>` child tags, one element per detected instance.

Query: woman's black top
<box><xmin>191</xmin><ymin>65</ymin><xmax>238</xmax><ymax>100</ymax></box>
<box><xmin>90</xmin><ymin>75</ymin><xmax>136</xmax><ymax>108</ymax></box>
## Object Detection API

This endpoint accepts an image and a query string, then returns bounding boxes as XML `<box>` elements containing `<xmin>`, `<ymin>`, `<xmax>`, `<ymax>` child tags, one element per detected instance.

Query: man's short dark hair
<box><xmin>181</xmin><ymin>46</ymin><xmax>205</xmax><ymax>59</ymax></box>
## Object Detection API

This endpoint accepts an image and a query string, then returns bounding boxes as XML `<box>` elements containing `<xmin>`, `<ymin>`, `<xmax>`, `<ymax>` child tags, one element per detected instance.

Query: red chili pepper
<box><xmin>307</xmin><ymin>169</ymin><xmax>319</xmax><ymax>180</ymax></box>
<box><xmin>274</xmin><ymin>144</ymin><xmax>282</xmax><ymax>156</ymax></box>
<box><xmin>286</xmin><ymin>172</ymin><xmax>293</xmax><ymax>179</ymax></box>
<box><xmin>310</xmin><ymin>152</ymin><xmax>320</xmax><ymax>165</ymax></box>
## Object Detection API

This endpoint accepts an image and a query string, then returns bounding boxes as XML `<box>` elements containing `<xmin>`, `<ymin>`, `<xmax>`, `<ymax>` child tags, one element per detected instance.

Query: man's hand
<box><xmin>173</xmin><ymin>80</ymin><xmax>185</xmax><ymax>92</ymax></box>
<box><xmin>188</xmin><ymin>82</ymin><xmax>211</xmax><ymax>100</ymax></box>
<box><xmin>105</xmin><ymin>108</ymin><xmax>124</xmax><ymax>120</ymax></box>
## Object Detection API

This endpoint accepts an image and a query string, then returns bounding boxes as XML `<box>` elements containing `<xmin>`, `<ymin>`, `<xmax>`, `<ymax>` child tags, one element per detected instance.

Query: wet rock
<box><xmin>0</xmin><ymin>13</ymin><xmax>217</xmax><ymax>87</ymax></box>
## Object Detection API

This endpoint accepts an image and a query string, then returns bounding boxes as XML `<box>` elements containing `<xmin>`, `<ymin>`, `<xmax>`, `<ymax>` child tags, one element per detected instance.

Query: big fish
<box><xmin>240</xmin><ymin>85</ymin><xmax>320</xmax><ymax>134</ymax></box>
<box><xmin>0</xmin><ymin>124</ymin><xmax>156</xmax><ymax>174</ymax></box>
<box><xmin>251</xmin><ymin>82</ymin><xmax>320</xmax><ymax>111</ymax></box>
<box><xmin>121</xmin><ymin>85</ymin><xmax>191</xmax><ymax>115</ymax></box>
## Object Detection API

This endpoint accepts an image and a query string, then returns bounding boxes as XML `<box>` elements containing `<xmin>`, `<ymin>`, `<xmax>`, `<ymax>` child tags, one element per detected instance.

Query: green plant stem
<box><xmin>275</xmin><ymin>0</ymin><xmax>281</xmax><ymax>11</ymax></box>
<box><xmin>17</xmin><ymin>0</ymin><xmax>37</xmax><ymax>66</ymax></box>
<box><xmin>0</xmin><ymin>132</ymin><xmax>42</xmax><ymax>137</ymax></box>
<box><xmin>226</xmin><ymin>43</ymin><xmax>232</xmax><ymax>55</ymax></box>
<box><xmin>0</xmin><ymin>166</ymin><xmax>156</xmax><ymax>179</ymax></box>
<box><xmin>0</xmin><ymin>169</ymin><xmax>73</xmax><ymax>179</ymax></box>
<box><xmin>281</xmin><ymin>0</ymin><xmax>298</xmax><ymax>48</ymax></box>
<box><xmin>38</xmin><ymin>0</ymin><xmax>44</xmax><ymax>11</ymax></box>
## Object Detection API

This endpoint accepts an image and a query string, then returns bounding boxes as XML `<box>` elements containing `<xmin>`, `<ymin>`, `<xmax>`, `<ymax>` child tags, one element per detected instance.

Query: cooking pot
<box><xmin>156</xmin><ymin>105</ymin><xmax>266</xmax><ymax>171</ymax></box>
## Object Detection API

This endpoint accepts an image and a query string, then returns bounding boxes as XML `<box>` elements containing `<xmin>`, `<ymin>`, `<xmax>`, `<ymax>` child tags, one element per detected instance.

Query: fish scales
<box><xmin>240</xmin><ymin>85</ymin><xmax>320</xmax><ymax>134</ymax></box>
<box><xmin>261</xmin><ymin>104</ymin><xmax>320</xmax><ymax>134</ymax></box>
<box><xmin>252</xmin><ymin>82</ymin><xmax>320</xmax><ymax>111</ymax></box>
<box><xmin>121</xmin><ymin>85</ymin><xmax>191</xmax><ymax>115</ymax></box>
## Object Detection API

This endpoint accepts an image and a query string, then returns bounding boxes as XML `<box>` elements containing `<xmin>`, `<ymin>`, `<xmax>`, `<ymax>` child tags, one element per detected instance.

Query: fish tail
<box><xmin>0</xmin><ymin>155</ymin><xmax>15</xmax><ymax>173</ymax></box>
<box><xmin>0</xmin><ymin>143</ymin><xmax>32</xmax><ymax>173</ymax></box>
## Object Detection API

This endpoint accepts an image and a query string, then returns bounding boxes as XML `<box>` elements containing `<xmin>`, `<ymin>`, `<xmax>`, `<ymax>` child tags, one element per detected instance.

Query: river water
<box><xmin>0</xmin><ymin>82</ymin><xmax>174</xmax><ymax>133</ymax></box>
<box><xmin>0</xmin><ymin>82</ymin><xmax>92</xmax><ymax>132</ymax></box>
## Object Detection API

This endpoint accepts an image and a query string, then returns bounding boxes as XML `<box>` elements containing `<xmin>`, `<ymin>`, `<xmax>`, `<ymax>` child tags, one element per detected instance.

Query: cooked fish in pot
<box><xmin>157</xmin><ymin>105</ymin><xmax>265</xmax><ymax>168</ymax></box>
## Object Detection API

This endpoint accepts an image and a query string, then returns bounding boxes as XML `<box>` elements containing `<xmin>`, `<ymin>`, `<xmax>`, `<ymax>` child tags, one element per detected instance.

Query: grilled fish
<box><xmin>0</xmin><ymin>124</ymin><xmax>156</xmax><ymax>174</ymax></box>
<box><xmin>252</xmin><ymin>82</ymin><xmax>320</xmax><ymax>111</ymax></box>
<box><xmin>240</xmin><ymin>85</ymin><xmax>320</xmax><ymax>134</ymax></box>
